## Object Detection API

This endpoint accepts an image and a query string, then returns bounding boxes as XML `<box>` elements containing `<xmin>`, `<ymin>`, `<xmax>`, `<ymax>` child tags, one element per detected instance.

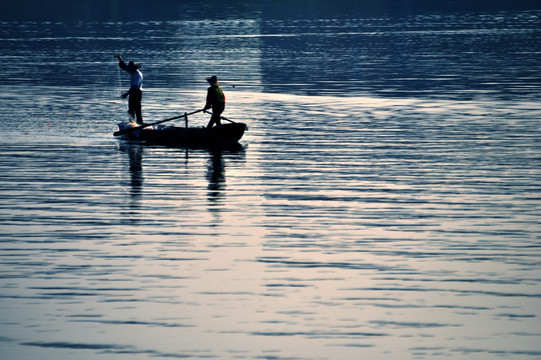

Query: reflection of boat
<box><xmin>116</xmin><ymin>122</ymin><xmax>246</xmax><ymax>147</ymax></box>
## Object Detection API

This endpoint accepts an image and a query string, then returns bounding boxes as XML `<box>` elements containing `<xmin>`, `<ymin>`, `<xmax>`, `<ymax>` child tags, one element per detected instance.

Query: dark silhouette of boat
<box><xmin>116</xmin><ymin>122</ymin><xmax>246</xmax><ymax>146</ymax></box>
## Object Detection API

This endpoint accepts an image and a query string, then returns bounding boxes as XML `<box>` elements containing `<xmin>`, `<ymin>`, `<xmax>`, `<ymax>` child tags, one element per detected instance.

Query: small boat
<box><xmin>116</xmin><ymin>122</ymin><xmax>247</xmax><ymax>147</ymax></box>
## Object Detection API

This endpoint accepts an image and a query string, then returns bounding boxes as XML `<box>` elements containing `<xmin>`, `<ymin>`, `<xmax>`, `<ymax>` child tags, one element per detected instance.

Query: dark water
<box><xmin>1</xmin><ymin>1</ymin><xmax>540</xmax><ymax>359</ymax></box>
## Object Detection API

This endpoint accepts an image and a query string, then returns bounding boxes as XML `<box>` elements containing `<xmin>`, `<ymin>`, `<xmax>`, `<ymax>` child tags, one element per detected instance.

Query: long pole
<box><xmin>113</xmin><ymin>109</ymin><xmax>204</xmax><ymax>136</ymax></box>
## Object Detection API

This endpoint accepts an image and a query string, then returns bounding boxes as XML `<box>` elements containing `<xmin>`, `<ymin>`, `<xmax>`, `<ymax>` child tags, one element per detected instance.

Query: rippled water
<box><xmin>1</xmin><ymin>2</ymin><xmax>540</xmax><ymax>359</ymax></box>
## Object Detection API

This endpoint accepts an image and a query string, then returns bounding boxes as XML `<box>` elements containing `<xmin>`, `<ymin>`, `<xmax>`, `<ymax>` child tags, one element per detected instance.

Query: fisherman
<box><xmin>114</xmin><ymin>54</ymin><xmax>143</xmax><ymax>125</ymax></box>
<box><xmin>203</xmin><ymin>75</ymin><xmax>225</xmax><ymax>128</ymax></box>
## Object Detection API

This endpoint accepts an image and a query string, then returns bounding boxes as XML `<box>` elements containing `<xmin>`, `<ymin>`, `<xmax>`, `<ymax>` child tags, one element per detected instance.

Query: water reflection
<box><xmin>207</xmin><ymin>149</ymin><xmax>226</xmax><ymax>205</ymax></box>
<box><xmin>118</xmin><ymin>141</ymin><xmax>245</xmax><ymax>225</ymax></box>
<box><xmin>205</xmin><ymin>146</ymin><xmax>245</xmax><ymax>225</ymax></box>
<box><xmin>127</xmin><ymin>144</ymin><xmax>144</xmax><ymax>192</ymax></box>
<box><xmin>118</xmin><ymin>141</ymin><xmax>144</xmax><ymax>196</ymax></box>
<box><xmin>117</xmin><ymin>142</ymin><xmax>144</xmax><ymax>222</ymax></box>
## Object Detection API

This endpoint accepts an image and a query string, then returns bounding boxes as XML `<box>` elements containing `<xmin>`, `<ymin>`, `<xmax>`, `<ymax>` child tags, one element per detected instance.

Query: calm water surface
<box><xmin>1</xmin><ymin>2</ymin><xmax>540</xmax><ymax>359</ymax></box>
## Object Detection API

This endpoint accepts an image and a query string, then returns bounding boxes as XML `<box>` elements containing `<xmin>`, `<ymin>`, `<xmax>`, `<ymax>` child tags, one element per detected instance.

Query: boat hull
<box><xmin>117</xmin><ymin>122</ymin><xmax>246</xmax><ymax>146</ymax></box>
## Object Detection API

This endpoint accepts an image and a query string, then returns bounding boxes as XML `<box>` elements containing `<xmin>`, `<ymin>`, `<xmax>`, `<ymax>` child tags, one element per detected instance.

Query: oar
<box><xmin>221</xmin><ymin>115</ymin><xmax>236</xmax><ymax>124</ymax></box>
<box><xmin>203</xmin><ymin>110</ymin><xmax>236</xmax><ymax>123</ymax></box>
<box><xmin>113</xmin><ymin>109</ymin><xmax>204</xmax><ymax>136</ymax></box>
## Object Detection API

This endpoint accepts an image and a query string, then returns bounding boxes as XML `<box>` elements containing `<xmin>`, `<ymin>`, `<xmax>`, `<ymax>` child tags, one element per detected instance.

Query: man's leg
<box><xmin>206</xmin><ymin>113</ymin><xmax>220</xmax><ymax>128</ymax></box>
<box><xmin>132</xmin><ymin>91</ymin><xmax>143</xmax><ymax>125</ymax></box>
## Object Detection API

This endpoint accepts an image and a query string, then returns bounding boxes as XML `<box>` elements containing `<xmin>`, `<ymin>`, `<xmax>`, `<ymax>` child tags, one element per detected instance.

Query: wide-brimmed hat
<box><xmin>206</xmin><ymin>75</ymin><xmax>218</xmax><ymax>84</ymax></box>
<box><xmin>127</xmin><ymin>61</ymin><xmax>141</xmax><ymax>72</ymax></box>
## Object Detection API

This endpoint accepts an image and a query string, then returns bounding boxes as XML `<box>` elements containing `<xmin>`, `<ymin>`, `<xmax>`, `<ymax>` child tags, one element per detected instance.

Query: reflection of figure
<box><xmin>118</xmin><ymin>142</ymin><xmax>144</xmax><ymax>202</ymax></box>
<box><xmin>206</xmin><ymin>150</ymin><xmax>225</xmax><ymax>204</ymax></box>
<box><xmin>127</xmin><ymin>143</ymin><xmax>144</xmax><ymax>196</ymax></box>
<box><xmin>204</xmin><ymin>147</ymin><xmax>245</xmax><ymax>223</ymax></box>
<box><xmin>114</xmin><ymin>54</ymin><xmax>144</xmax><ymax>124</ymax></box>
<box><xmin>203</xmin><ymin>75</ymin><xmax>225</xmax><ymax>128</ymax></box>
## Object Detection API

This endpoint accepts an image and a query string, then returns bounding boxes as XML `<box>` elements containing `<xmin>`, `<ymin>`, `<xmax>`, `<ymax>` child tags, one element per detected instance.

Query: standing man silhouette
<box><xmin>114</xmin><ymin>54</ymin><xmax>143</xmax><ymax>125</ymax></box>
<box><xmin>203</xmin><ymin>75</ymin><xmax>225</xmax><ymax>128</ymax></box>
